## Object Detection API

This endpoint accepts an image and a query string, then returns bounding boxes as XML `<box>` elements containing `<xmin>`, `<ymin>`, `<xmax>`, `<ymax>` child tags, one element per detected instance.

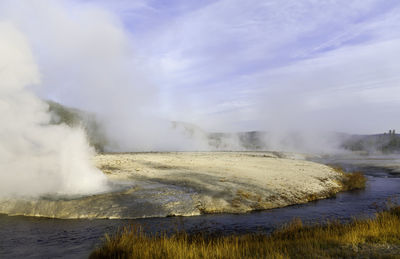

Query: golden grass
<box><xmin>332</xmin><ymin>167</ymin><xmax>367</xmax><ymax>191</ymax></box>
<box><xmin>342</xmin><ymin>171</ymin><xmax>367</xmax><ymax>190</ymax></box>
<box><xmin>90</xmin><ymin>206</ymin><xmax>400</xmax><ymax>259</ymax></box>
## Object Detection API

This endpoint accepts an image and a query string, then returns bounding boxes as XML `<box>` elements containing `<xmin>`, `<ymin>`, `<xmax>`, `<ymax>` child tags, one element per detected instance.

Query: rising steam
<box><xmin>0</xmin><ymin>23</ymin><xmax>108</xmax><ymax>197</ymax></box>
<box><xmin>0</xmin><ymin>0</ymin><xmax>397</xmax><ymax>189</ymax></box>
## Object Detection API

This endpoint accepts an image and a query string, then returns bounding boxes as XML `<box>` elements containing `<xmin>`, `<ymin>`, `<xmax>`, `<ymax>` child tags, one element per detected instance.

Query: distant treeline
<box><xmin>341</xmin><ymin>133</ymin><xmax>400</xmax><ymax>154</ymax></box>
<box><xmin>207</xmin><ymin>131</ymin><xmax>266</xmax><ymax>150</ymax></box>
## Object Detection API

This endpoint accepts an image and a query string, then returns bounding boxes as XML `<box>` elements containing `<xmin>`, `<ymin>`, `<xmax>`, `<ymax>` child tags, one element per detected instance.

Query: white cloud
<box><xmin>130</xmin><ymin>0</ymin><xmax>400</xmax><ymax>133</ymax></box>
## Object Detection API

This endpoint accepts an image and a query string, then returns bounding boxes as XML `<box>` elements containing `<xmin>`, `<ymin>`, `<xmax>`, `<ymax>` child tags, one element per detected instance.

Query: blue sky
<box><xmin>2</xmin><ymin>0</ymin><xmax>400</xmax><ymax>134</ymax></box>
<box><xmin>82</xmin><ymin>0</ymin><xmax>400</xmax><ymax>133</ymax></box>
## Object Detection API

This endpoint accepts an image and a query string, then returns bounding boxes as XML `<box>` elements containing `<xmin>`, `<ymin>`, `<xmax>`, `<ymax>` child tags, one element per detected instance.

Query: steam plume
<box><xmin>0</xmin><ymin>22</ymin><xmax>108</xmax><ymax>197</ymax></box>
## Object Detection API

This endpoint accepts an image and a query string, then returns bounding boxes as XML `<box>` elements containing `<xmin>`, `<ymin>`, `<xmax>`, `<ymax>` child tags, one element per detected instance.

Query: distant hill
<box><xmin>172</xmin><ymin>121</ymin><xmax>400</xmax><ymax>154</ymax></box>
<box><xmin>46</xmin><ymin>101</ymin><xmax>109</xmax><ymax>152</ymax></box>
<box><xmin>46</xmin><ymin>102</ymin><xmax>400</xmax><ymax>154</ymax></box>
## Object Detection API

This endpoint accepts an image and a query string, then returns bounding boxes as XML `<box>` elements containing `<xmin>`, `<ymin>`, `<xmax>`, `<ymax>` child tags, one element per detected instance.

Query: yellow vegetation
<box><xmin>90</xmin><ymin>206</ymin><xmax>400</xmax><ymax>259</ymax></box>
<box><xmin>332</xmin><ymin>167</ymin><xmax>367</xmax><ymax>191</ymax></box>
<box><xmin>342</xmin><ymin>171</ymin><xmax>367</xmax><ymax>190</ymax></box>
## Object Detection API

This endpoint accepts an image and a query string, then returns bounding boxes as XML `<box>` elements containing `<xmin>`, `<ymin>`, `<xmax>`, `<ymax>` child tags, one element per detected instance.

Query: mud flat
<box><xmin>0</xmin><ymin>152</ymin><xmax>345</xmax><ymax>219</ymax></box>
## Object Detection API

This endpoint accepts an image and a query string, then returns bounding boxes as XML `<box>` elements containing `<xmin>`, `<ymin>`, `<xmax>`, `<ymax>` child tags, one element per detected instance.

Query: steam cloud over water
<box><xmin>0</xmin><ymin>23</ymin><xmax>108</xmax><ymax>197</ymax></box>
<box><xmin>0</xmin><ymin>0</ymin><xmax>398</xmax><ymax>201</ymax></box>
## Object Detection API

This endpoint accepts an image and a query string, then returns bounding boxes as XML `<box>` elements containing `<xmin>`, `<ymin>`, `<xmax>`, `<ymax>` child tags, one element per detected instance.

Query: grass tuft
<box><xmin>342</xmin><ymin>171</ymin><xmax>367</xmax><ymax>190</ymax></box>
<box><xmin>90</xmin><ymin>206</ymin><xmax>400</xmax><ymax>259</ymax></box>
<box><xmin>332</xmin><ymin>167</ymin><xmax>367</xmax><ymax>191</ymax></box>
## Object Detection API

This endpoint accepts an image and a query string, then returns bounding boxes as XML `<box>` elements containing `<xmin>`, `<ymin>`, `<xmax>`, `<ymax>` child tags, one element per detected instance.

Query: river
<box><xmin>0</xmin><ymin>156</ymin><xmax>399</xmax><ymax>258</ymax></box>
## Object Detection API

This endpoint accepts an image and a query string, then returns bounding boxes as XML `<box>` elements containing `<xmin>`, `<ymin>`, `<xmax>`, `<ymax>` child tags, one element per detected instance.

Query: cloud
<box><xmin>1</xmin><ymin>0</ymin><xmax>399</xmax><ymax>153</ymax></box>
<box><xmin>127</xmin><ymin>0</ymin><xmax>400</xmax><ymax>133</ymax></box>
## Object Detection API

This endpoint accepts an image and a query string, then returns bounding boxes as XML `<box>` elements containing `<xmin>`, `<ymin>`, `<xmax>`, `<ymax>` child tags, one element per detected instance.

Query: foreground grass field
<box><xmin>90</xmin><ymin>203</ymin><xmax>400</xmax><ymax>259</ymax></box>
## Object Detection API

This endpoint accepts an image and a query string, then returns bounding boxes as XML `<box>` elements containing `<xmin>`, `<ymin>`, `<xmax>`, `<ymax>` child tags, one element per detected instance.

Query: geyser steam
<box><xmin>0</xmin><ymin>23</ymin><xmax>108</xmax><ymax>197</ymax></box>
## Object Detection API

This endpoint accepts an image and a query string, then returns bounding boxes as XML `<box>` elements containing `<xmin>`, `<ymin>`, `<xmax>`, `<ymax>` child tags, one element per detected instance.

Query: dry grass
<box><xmin>342</xmin><ymin>172</ymin><xmax>367</xmax><ymax>190</ymax></box>
<box><xmin>332</xmin><ymin>167</ymin><xmax>367</xmax><ymax>191</ymax></box>
<box><xmin>90</xmin><ymin>206</ymin><xmax>400</xmax><ymax>259</ymax></box>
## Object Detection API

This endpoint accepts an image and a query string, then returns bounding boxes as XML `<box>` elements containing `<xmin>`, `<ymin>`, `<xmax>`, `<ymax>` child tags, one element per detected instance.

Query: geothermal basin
<box><xmin>0</xmin><ymin>152</ymin><xmax>344</xmax><ymax>219</ymax></box>
<box><xmin>1</xmin><ymin>152</ymin><xmax>400</xmax><ymax>258</ymax></box>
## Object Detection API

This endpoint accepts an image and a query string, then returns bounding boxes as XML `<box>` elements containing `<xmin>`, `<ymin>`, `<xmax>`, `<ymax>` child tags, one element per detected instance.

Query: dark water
<box><xmin>1</xmin><ymin>159</ymin><xmax>399</xmax><ymax>259</ymax></box>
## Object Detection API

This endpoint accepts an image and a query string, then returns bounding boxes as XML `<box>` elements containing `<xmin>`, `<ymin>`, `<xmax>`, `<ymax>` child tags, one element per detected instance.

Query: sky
<box><xmin>83</xmin><ymin>0</ymin><xmax>400</xmax><ymax>134</ymax></box>
<box><xmin>2</xmin><ymin>0</ymin><xmax>400</xmax><ymax>135</ymax></box>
